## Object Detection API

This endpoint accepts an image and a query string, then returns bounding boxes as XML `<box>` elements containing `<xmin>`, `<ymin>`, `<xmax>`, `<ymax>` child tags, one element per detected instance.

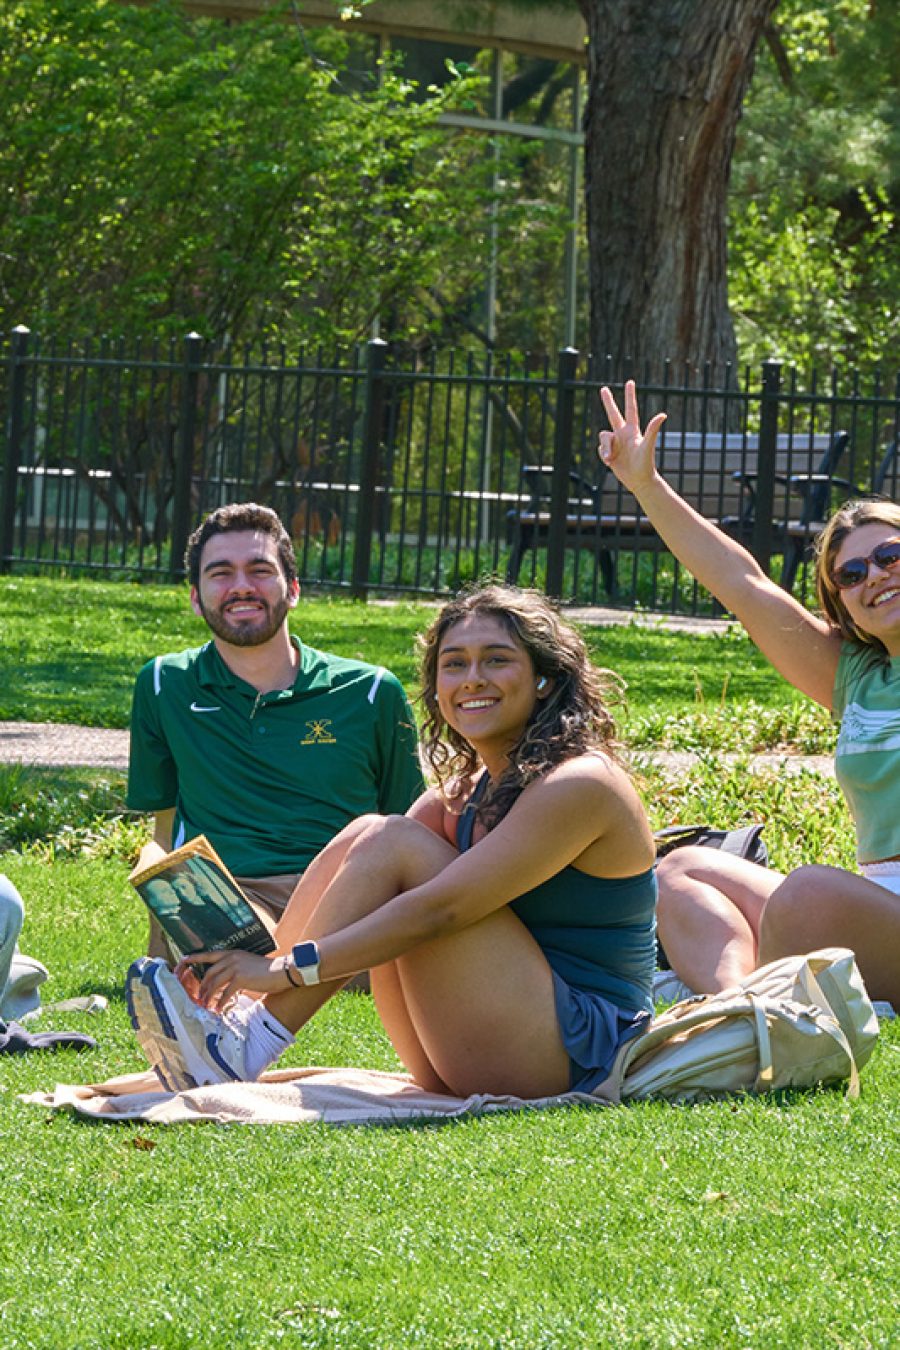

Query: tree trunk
<box><xmin>578</xmin><ymin>0</ymin><xmax>778</xmax><ymax>378</ymax></box>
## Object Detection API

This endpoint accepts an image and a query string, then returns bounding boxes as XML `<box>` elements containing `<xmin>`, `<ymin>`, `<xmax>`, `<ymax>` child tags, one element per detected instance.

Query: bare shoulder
<box><xmin>535</xmin><ymin>750</ymin><xmax>640</xmax><ymax>802</ymax></box>
<box><xmin>519</xmin><ymin>752</ymin><xmax>654</xmax><ymax>875</ymax></box>
<box><xmin>516</xmin><ymin>751</ymin><xmax>650</xmax><ymax>825</ymax></box>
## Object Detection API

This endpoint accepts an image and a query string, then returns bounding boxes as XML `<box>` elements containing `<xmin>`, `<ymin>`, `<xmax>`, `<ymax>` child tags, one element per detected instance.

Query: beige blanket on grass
<box><xmin>22</xmin><ymin>1065</ymin><xmax>616</xmax><ymax>1126</ymax></box>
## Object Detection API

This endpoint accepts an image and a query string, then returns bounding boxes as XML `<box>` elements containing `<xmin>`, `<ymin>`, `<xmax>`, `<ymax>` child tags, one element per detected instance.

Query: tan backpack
<box><xmin>609</xmin><ymin>948</ymin><xmax>879</xmax><ymax>1104</ymax></box>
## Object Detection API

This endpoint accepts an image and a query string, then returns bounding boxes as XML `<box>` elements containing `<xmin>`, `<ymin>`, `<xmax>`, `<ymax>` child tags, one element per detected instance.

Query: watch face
<box><xmin>289</xmin><ymin>940</ymin><xmax>321</xmax><ymax>987</ymax></box>
<box><xmin>291</xmin><ymin>940</ymin><xmax>319</xmax><ymax>970</ymax></box>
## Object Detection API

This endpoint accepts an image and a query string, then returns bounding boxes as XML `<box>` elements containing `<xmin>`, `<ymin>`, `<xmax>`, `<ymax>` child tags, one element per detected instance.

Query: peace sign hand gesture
<box><xmin>598</xmin><ymin>380</ymin><xmax>667</xmax><ymax>496</ymax></box>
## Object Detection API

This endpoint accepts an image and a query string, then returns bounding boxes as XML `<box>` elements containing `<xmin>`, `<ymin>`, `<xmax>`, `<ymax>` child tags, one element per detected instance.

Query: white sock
<box><xmin>238</xmin><ymin>999</ymin><xmax>295</xmax><ymax>1078</ymax></box>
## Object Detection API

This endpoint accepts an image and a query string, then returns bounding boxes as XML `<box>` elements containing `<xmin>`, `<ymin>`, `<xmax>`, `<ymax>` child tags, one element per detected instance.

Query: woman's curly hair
<box><xmin>417</xmin><ymin>583</ymin><xmax>623</xmax><ymax>830</ymax></box>
<box><xmin>814</xmin><ymin>497</ymin><xmax>900</xmax><ymax>654</ymax></box>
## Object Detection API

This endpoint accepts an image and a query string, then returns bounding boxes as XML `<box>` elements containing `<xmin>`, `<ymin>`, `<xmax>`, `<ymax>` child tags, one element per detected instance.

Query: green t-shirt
<box><xmin>833</xmin><ymin>640</ymin><xmax>900</xmax><ymax>863</ymax></box>
<box><xmin>127</xmin><ymin>637</ymin><xmax>424</xmax><ymax>878</ymax></box>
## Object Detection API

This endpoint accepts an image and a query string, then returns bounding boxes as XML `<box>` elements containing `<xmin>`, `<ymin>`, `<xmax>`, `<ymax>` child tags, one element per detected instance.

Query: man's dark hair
<box><xmin>185</xmin><ymin>503</ymin><xmax>298</xmax><ymax>588</ymax></box>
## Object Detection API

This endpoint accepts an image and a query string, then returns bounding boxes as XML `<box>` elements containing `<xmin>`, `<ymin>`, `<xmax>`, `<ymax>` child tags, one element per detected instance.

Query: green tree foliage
<box><xmin>0</xmin><ymin>0</ymin><xmax>541</xmax><ymax>346</ymax></box>
<box><xmin>363</xmin><ymin>38</ymin><xmax>580</xmax><ymax>356</ymax></box>
<box><xmin>2</xmin><ymin>0</ymin><xmax>897</xmax><ymax>371</ymax></box>
<box><xmin>478</xmin><ymin>0</ymin><xmax>898</xmax><ymax>371</ymax></box>
<box><xmin>730</xmin><ymin>0</ymin><xmax>900</xmax><ymax>370</ymax></box>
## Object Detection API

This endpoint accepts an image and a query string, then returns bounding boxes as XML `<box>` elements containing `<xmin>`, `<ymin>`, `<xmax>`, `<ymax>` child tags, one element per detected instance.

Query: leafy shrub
<box><xmin>0</xmin><ymin>765</ymin><xmax>147</xmax><ymax>862</ymax></box>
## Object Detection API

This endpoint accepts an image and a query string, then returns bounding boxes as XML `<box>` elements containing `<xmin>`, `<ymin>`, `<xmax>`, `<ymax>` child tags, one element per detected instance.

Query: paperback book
<box><xmin>129</xmin><ymin>835</ymin><xmax>276</xmax><ymax>964</ymax></box>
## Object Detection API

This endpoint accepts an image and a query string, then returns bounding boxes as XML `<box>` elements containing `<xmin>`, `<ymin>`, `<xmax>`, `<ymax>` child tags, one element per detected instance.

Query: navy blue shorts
<box><xmin>552</xmin><ymin>971</ymin><xmax>650</xmax><ymax>1093</ymax></box>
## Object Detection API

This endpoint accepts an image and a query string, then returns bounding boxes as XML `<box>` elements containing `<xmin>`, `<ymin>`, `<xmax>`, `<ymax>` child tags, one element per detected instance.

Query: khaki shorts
<box><xmin>235</xmin><ymin>873</ymin><xmax>301</xmax><ymax>932</ymax></box>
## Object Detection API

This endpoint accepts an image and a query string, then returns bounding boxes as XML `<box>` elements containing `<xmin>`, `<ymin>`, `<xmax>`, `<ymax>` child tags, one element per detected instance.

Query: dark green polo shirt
<box><xmin>127</xmin><ymin>638</ymin><xmax>424</xmax><ymax>878</ymax></box>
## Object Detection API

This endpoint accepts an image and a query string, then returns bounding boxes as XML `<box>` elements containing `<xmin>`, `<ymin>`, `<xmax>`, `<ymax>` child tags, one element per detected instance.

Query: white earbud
<box><xmin>536</xmin><ymin>677</ymin><xmax>548</xmax><ymax>692</ymax></box>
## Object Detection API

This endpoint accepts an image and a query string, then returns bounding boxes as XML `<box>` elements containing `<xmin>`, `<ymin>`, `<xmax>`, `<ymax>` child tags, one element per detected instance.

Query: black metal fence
<box><xmin>2</xmin><ymin>327</ymin><xmax>898</xmax><ymax>614</ymax></box>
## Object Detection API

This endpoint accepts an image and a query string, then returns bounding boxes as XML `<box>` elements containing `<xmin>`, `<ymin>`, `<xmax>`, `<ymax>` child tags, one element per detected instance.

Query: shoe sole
<box><xmin>126</xmin><ymin>958</ymin><xmax>245</xmax><ymax>1090</ymax></box>
<box><xmin>126</xmin><ymin>958</ymin><xmax>202</xmax><ymax>1092</ymax></box>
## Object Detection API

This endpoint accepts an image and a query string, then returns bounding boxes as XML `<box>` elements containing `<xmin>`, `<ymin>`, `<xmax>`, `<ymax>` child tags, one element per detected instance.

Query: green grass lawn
<box><xmin>1</xmin><ymin>838</ymin><xmax>897</xmax><ymax>1350</ymax></box>
<box><xmin>0</xmin><ymin>575</ymin><xmax>836</xmax><ymax>752</ymax></box>
<box><xmin>1</xmin><ymin>575</ymin><xmax>894</xmax><ymax>1347</ymax></box>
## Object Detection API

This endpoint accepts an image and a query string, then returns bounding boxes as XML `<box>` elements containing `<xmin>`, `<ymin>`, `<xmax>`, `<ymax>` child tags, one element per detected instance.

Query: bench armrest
<box><xmin>733</xmin><ymin>471</ymin><xmax>795</xmax><ymax>488</ymax></box>
<box><xmin>785</xmin><ymin>475</ymin><xmax>859</xmax><ymax>522</ymax></box>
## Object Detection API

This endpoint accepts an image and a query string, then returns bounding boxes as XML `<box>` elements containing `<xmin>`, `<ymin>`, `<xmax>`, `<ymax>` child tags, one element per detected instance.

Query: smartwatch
<box><xmin>288</xmin><ymin>940</ymin><xmax>322</xmax><ymax>987</ymax></box>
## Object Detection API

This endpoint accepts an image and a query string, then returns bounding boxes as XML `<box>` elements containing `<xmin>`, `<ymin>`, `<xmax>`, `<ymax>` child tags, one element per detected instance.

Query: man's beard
<box><xmin>198</xmin><ymin>594</ymin><xmax>292</xmax><ymax>647</ymax></box>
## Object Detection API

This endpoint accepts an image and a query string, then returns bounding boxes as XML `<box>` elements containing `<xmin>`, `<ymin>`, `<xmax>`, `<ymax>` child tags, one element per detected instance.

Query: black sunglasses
<box><xmin>830</xmin><ymin>537</ymin><xmax>900</xmax><ymax>590</ymax></box>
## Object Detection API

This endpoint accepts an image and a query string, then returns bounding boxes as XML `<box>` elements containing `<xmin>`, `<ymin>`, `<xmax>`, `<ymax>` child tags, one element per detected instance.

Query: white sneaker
<box><xmin>652</xmin><ymin>968</ymin><xmax>700</xmax><ymax>1007</ymax></box>
<box><xmin>1</xmin><ymin>952</ymin><xmax>49</xmax><ymax>1021</ymax></box>
<box><xmin>125</xmin><ymin>957</ymin><xmax>255</xmax><ymax>1090</ymax></box>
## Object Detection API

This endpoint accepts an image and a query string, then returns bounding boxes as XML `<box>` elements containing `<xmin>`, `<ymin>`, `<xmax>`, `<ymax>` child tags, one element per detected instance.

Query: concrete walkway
<box><xmin>0</xmin><ymin>719</ymin><xmax>833</xmax><ymax>777</ymax></box>
<box><xmin>0</xmin><ymin>721</ymin><xmax>130</xmax><ymax>770</ymax></box>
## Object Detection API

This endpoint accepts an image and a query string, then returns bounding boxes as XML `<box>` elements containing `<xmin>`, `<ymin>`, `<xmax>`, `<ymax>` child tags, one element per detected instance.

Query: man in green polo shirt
<box><xmin>127</xmin><ymin>502</ymin><xmax>424</xmax><ymax>953</ymax></box>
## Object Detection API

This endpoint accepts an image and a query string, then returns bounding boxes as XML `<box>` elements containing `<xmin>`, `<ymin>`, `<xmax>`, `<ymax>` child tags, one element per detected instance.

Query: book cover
<box><xmin>129</xmin><ymin>835</ymin><xmax>276</xmax><ymax>964</ymax></box>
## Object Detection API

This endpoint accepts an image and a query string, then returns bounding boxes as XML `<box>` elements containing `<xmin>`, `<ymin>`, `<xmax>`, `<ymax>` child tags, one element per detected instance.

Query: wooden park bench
<box><xmin>505</xmin><ymin>429</ymin><xmax>855</xmax><ymax>596</ymax></box>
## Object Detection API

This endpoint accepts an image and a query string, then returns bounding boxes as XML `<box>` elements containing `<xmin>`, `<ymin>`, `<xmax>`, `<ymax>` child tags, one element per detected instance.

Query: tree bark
<box><xmin>578</xmin><ymin>0</ymin><xmax>778</xmax><ymax>377</ymax></box>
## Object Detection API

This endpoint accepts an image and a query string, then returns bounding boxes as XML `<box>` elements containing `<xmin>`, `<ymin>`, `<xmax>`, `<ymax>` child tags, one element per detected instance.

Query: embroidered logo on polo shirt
<box><xmin>301</xmin><ymin>719</ymin><xmax>337</xmax><ymax>745</ymax></box>
<box><xmin>190</xmin><ymin>702</ymin><xmax>222</xmax><ymax>714</ymax></box>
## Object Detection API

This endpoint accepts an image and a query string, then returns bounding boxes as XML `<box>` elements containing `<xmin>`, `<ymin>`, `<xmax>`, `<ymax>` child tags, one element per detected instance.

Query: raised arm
<box><xmin>599</xmin><ymin>382</ymin><xmax>842</xmax><ymax>707</ymax></box>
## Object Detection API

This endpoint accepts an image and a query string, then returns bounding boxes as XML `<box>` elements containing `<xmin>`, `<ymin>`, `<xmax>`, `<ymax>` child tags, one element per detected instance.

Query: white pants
<box><xmin>861</xmin><ymin>861</ymin><xmax>900</xmax><ymax>897</ymax></box>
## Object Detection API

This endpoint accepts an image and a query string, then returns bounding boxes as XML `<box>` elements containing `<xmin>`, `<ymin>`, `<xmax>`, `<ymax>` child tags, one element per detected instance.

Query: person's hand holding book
<box><xmin>175</xmin><ymin>948</ymin><xmax>290</xmax><ymax>1012</ymax></box>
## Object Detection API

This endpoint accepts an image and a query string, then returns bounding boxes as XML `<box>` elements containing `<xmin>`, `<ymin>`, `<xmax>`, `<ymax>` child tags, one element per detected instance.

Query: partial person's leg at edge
<box><xmin>655</xmin><ymin>848</ymin><xmax>782</xmax><ymax>994</ymax></box>
<box><xmin>758</xmin><ymin>863</ymin><xmax>900</xmax><ymax>1007</ymax></box>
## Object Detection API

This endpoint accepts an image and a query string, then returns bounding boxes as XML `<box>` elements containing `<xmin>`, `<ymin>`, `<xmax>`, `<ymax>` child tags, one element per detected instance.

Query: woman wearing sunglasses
<box><xmin>599</xmin><ymin>382</ymin><xmax>900</xmax><ymax>1011</ymax></box>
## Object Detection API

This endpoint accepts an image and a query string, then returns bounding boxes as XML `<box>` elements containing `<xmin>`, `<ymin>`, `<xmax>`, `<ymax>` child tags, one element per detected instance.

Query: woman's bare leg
<box><xmin>656</xmin><ymin>848</ymin><xmax>784</xmax><ymax>992</ymax></box>
<box><xmin>369</xmin><ymin>962</ymin><xmax>450</xmax><ymax>1093</ymax></box>
<box><xmin>759</xmin><ymin>864</ymin><xmax>900</xmax><ymax>1005</ymax></box>
<box><xmin>271</xmin><ymin>815</ymin><xmax>383</xmax><ymax>943</ymax></box>
<box><xmin>178</xmin><ymin>816</ymin><xmax>455</xmax><ymax>1090</ymax></box>
<box><xmin>261</xmin><ymin>816</ymin><xmax>466</xmax><ymax>1088</ymax></box>
<box><xmin>389</xmin><ymin>907</ymin><xmax>569</xmax><ymax>1098</ymax></box>
<box><xmin>259</xmin><ymin>814</ymin><xmax>569</xmax><ymax>1098</ymax></box>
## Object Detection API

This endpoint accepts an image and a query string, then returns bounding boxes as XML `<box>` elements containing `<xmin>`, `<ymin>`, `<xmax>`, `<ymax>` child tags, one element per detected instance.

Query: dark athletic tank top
<box><xmin>456</xmin><ymin>773</ymin><xmax>656</xmax><ymax>1012</ymax></box>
